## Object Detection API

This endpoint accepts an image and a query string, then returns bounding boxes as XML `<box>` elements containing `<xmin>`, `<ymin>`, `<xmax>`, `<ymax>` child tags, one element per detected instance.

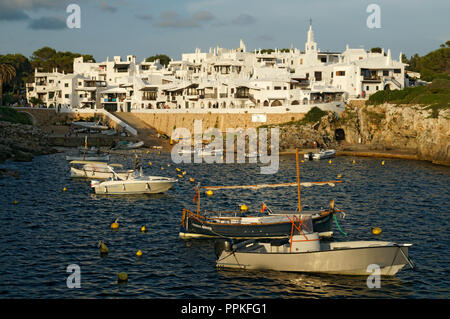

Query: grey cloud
<box><xmin>154</xmin><ymin>10</ymin><xmax>215</xmax><ymax>28</ymax></box>
<box><xmin>135</xmin><ymin>13</ymin><xmax>153</xmax><ymax>21</ymax></box>
<box><xmin>192</xmin><ymin>10</ymin><xmax>215</xmax><ymax>22</ymax></box>
<box><xmin>232</xmin><ymin>14</ymin><xmax>257</xmax><ymax>26</ymax></box>
<box><xmin>100</xmin><ymin>1</ymin><xmax>118</xmax><ymax>13</ymax></box>
<box><xmin>28</xmin><ymin>16</ymin><xmax>66</xmax><ymax>30</ymax></box>
<box><xmin>0</xmin><ymin>7</ymin><xmax>30</xmax><ymax>20</ymax></box>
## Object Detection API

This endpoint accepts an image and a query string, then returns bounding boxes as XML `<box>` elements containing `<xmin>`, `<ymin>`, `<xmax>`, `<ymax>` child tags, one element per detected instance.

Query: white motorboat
<box><xmin>113</xmin><ymin>140</ymin><xmax>145</xmax><ymax>150</ymax></box>
<box><xmin>70</xmin><ymin>161</ymin><xmax>134</xmax><ymax>180</ymax></box>
<box><xmin>215</xmin><ymin>216</ymin><xmax>414</xmax><ymax>276</ymax></box>
<box><xmin>67</xmin><ymin>136</ymin><xmax>110</xmax><ymax>161</ymax></box>
<box><xmin>90</xmin><ymin>167</ymin><xmax>177</xmax><ymax>195</ymax></box>
<box><xmin>72</xmin><ymin>120</ymin><xmax>109</xmax><ymax>130</ymax></box>
<box><xmin>304</xmin><ymin>149</ymin><xmax>336</xmax><ymax>161</ymax></box>
<box><xmin>66</xmin><ymin>154</ymin><xmax>110</xmax><ymax>161</ymax></box>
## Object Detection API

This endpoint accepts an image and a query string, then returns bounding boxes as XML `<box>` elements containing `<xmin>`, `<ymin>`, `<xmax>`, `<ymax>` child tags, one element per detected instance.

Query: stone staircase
<box><xmin>112</xmin><ymin>112</ymin><xmax>167</xmax><ymax>148</ymax></box>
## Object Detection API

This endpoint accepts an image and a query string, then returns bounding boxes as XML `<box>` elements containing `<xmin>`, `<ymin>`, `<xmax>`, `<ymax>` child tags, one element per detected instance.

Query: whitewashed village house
<box><xmin>26</xmin><ymin>25</ymin><xmax>406</xmax><ymax>112</ymax></box>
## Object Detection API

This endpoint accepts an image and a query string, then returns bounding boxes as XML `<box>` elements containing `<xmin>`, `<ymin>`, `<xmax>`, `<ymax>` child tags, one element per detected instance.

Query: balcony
<box><xmin>362</xmin><ymin>75</ymin><xmax>382</xmax><ymax>82</ymax></box>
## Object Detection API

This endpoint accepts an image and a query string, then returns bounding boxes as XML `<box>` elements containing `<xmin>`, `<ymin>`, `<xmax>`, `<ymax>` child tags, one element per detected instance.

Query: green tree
<box><xmin>0</xmin><ymin>63</ymin><xmax>16</xmax><ymax>106</ymax></box>
<box><xmin>145</xmin><ymin>54</ymin><xmax>171</xmax><ymax>67</ymax></box>
<box><xmin>30</xmin><ymin>47</ymin><xmax>95</xmax><ymax>73</ymax></box>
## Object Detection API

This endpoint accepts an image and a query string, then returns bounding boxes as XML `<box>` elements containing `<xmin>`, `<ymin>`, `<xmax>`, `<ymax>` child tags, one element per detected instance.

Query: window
<box><xmin>336</xmin><ymin>71</ymin><xmax>345</xmax><ymax>76</ymax></box>
<box><xmin>383</xmin><ymin>70</ymin><xmax>389</xmax><ymax>76</ymax></box>
<box><xmin>65</xmin><ymin>94</ymin><xmax>69</xmax><ymax>98</ymax></box>
<box><xmin>394</xmin><ymin>69</ymin><xmax>401</xmax><ymax>74</ymax></box>
<box><xmin>65</xmin><ymin>83</ymin><xmax>69</xmax><ymax>87</ymax></box>
<box><xmin>274</xmin><ymin>86</ymin><xmax>282</xmax><ymax>90</ymax></box>
<box><xmin>366</xmin><ymin>86</ymin><xmax>369</xmax><ymax>90</ymax></box>
<box><xmin>300</xmin><ymin>59</ymin><xmax>303</xmax><ymax>65</ymax></box>
<box><xmin>376</xmin><ymin>86</ymin><xmax>379</xmax><ymax>90</ymax></box>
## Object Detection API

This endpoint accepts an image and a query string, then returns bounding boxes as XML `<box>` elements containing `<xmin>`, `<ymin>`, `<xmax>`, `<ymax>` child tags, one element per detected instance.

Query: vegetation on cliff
<box><xmin>0</xmin><ymin>107</ymin><xmax>32</xmax><ymax>125</ymax></box>
<box><xmin>367</xmin><ymin>79</ymin><xmax>450</xmax><ymax>117</ymax></box>
<box><xmin>404</xmin><ymin>45</ymin><xmax>450</xmax><ymax>81</ymax></box>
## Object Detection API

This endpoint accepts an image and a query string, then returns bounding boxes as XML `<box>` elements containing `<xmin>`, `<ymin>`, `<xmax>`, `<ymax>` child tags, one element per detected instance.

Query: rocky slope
<box><xmin>336</xmin><ymin>103</ymin><xmax>450</xmax><ymax>165</ymax></box>
<box><xmin>277</xmin><ymin>103</ymin><xmax>450</xmax><ymax>166</ymax></box>
<box><xmin>0</xmin><ymin>121</ymin><xmax>56</xmax><ymax>163</ymax></box>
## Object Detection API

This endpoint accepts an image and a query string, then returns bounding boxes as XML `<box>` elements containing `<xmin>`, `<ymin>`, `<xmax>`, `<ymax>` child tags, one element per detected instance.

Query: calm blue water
<box><xmin>0</xmin><ymin>150</ymin><xmax>449</xmax><ymax>298</ymax></box>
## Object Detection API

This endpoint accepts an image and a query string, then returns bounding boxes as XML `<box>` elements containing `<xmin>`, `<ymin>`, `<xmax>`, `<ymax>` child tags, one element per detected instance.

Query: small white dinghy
<box><xmin>304</xmin><ymin>149</ymin><xmax>336</xmax><ymax>161</ymax></box>
<box><xmin>215</xmin><ymin>216</ymin><xmax>414</xmax><ymax>276</ymax></box>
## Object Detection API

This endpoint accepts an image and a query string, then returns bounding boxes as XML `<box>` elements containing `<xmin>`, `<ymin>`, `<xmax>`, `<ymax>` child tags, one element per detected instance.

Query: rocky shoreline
<box><xmin>0</xmin><ymin>121</ymin><xmax>57</xmax><ymax>164</ymax></box>
<box><xmin>276</xmin><ymin>103</ymin><xmax>450</xmax><ymax>166</ymax></box>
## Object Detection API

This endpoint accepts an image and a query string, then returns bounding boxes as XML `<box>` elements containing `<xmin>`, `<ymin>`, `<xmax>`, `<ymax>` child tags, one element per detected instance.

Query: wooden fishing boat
<box><xmin>215</xmin><ymin>215</ymin><xmax>414</xmax><ymax>276</ymax></box>
<box><xmin>179</xmin><ymin>149</ymin><xmax>344</xmax><ymax>240</ymax></box>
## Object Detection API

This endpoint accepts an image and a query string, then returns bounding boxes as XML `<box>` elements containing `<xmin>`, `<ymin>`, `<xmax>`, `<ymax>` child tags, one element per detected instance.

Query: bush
<box><xmin>0</xmin><ymin>107</ymin><xmax>32</xmax><ymax>124</ymax></box>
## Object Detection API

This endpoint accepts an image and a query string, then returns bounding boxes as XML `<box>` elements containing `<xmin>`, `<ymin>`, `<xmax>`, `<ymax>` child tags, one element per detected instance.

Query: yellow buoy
<box><xmin>189</xmin><ymin>177</ymin><xmax>195</xmax><ymax>183</ymax></box>
<box><xmin>167</xmin><ymin>163</ymin><xmax>171</xmax><ymax>167</ymax></box>
<box><xmin>352</xmin><ymin>160</ymin><xmax>356</xmax><ymax>164</ymax></box>
<box><xmin>148</xmin><ymin>161</ymin><xmax>152</xmax><ymax>166</ymax></box>
<box><xmin>381</xmin><ymin>160</ymin><xmax>385</xmax><ymax>166</ymax></box>
<box><xmin>240</xmin><ymin>204</ymin><xmax>248</xmax><ymax>212</ymax></box>
<box><xmin>337</xmin><ymin>174</ymin><xmax>342</xmax><ymax>178</ymax></box>
<box><xmin>111</xmin><ymin>219</ymin><xmax>119</xmax><ymax>230</ymax></box>
<box><xmin>161</xmin><ymin>167</ymin><xmax>164</xmax><ymax>170</ymax></box>
<box><xmin>141</xmin><ymin>225</ymin><xmax>146</xmax><ymax>233</ymax></box>
<box><xmin>170</xmin><ymin>139</ymin><xmax>173</xmax><ymax>145</ymax></box>
<box><xmin>117</xmin><ymin>272</ymin><xmax>128</xmax><ymax>282</ymax></box>
<box><xmin>63</xmin><ymin>187</ymin><xmax>67</xmax><ymax>192</ymax></box>
<box><xmin>206</xmin><ymin>190</ymin><xmax>213</xmax><ymax>196</ymax></box>
<box><xmin>136</xmin><ymin>250</ymin><xmax>143</xmax><ymax>257</ymax></box>
<box><xmin>371</xmin><ymin>227</ymin><xmax>382</xmax><ymax>235</ymax></box>
<box><xmin>13</xmin><ymin>200</ymin><xmax>18</xmax><ymax>205</ymax></box>
<box><xmin>177</xmin><ymin>174</ymin><xmax>183</xmax><ymax>178</ymax></box>
<box><xmin>99</xmin><ymin>241</ymin><xmax>109</xmax><ymax>254</ymax></box>
<box><xmin>176</xmin><ymin>168</ymin><xmax>181</xmax><ymax>172</ymax></box>
<box><xmin>182</xmin><ymin>171</ymin><xmax>187</xmax><ymax>175</ymax></box>
<box><xmin>328</xmin><ymin>159</ymin><xmax>332</xmax><ymax>164</ymax></box>
<box><xmin>300</xmin><ymin>160</ymin><xmax>304</xmax><ymax>163</ymax></box>
<box><xmin>146</xmin><ymin>150</ymin><xmax>150</xmax><ymax>154</ymax></box>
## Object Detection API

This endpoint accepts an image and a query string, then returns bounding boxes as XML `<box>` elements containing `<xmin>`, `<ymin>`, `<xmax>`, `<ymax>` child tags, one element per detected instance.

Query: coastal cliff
<box><xmin>335</xmin><ymin>103</ymin><xmax>450</xmax><ymax>165</ymax></box>
<box><xmin>277</xmin><ymin>103</ymin><xmax>450</xmax><ymax>166</ymax></box>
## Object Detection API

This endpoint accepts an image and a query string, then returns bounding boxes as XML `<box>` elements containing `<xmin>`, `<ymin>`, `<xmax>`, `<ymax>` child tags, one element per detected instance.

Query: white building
<box><xmin>26</xmin><ymin>24</ymin><xmax>406</xmax><ymax>112</ymax></box>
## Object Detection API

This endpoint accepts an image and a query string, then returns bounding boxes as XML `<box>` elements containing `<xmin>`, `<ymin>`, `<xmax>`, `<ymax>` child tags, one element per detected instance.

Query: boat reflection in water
<box><xmin>216</xmin><ymin>268</ymin><xmax>414</xmax><ymax>298</ymax></box>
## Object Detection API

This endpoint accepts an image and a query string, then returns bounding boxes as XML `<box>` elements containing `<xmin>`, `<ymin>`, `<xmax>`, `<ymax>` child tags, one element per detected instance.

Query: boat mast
<box><xmin>296</xmin><ymin>148</ymin><xmax>301</xmax><ymax>212</ymax></box>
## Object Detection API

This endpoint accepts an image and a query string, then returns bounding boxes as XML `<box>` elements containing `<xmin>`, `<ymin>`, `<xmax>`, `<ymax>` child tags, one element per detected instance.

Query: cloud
<box><xmin>192</xmin><ymin>10</ymin><xmax>215</xmax><ymax>22</ymax></box>
<box><xmin>99</xmin><ymin>1</ymin><xmax>118</xmax><ymax>13</ymax></box>
<box><xmin>232</xmin><ymin>14</ymin><xmax>257</xmax><ymax>26</ymax></box>
<box><xmin>154</xmin><ymin>10</ymin><xmax>215</xmax><ymax>28</ymax></box>
<box><xmin>28</xmin><ymin>16</ymin><xmax>66</xmax><ymax>30</ymax></box>
<box><xmin>135</xmin><ymin>13</ymin><xmax>153</xmax><ymax>21</ymax></box>
<box><xmin>0</xmin><ymin>7</ymin><xmax>30</xmax><ymax>20</ymax></box>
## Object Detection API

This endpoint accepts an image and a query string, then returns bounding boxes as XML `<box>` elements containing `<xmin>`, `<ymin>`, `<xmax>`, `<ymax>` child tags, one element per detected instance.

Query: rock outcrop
<box><xmin>0</xmin><ymin>121</ymin><xmax>56</xmax><ymax>163</ymax></box>
<box><xmin>276</xmin><ymin>102</ymin><xmax>450</xmax><ymax>166</ymax></box>
<box><xmin>335</xmin><ymin>103</ymin><xmax>450</xmax><ymax>165</ymax></box>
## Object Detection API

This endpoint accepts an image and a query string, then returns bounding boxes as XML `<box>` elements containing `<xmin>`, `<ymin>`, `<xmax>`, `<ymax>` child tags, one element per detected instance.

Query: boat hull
<box><xmin>216</xmin><ymin>243</ymin><xmax>410</xmax><ymax>276</ymax></box>
<box><xmin>66</xmin><ymin>155</ymin><xmax>110</xmax><ymax>161</ymax></box>
<box><xmin>92</xmin><ymin>179</ymin><xmax>175</xmax><ymax>194</ymax></box>
<box><xmin>70</xmin><ymin>167</ymin><xmax>133</xmax><ymax>180</ymax></box>
<box><xmin>179</xmin><ymin>210</ymin><xmax>333</xmax><ymax>239</ymax></box>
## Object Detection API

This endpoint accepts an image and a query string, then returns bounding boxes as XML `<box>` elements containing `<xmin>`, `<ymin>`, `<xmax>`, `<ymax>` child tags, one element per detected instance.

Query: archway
<box><xmin>271</xmin><ymin>100</ymin><xmax>282</xmax><ymax>107</ymax></box>
<box><xmin>335</xmin><ymin>128</ymin><xmax>345</xmax><ymax>141</ymax></box>
<box><xmin>263</xmin><ymin>100</ymin><xmax>269</xmax><ymax>107</ymax></box>
<box><xmin>384</xmin><ymin>84</ymin><xmax>391</xmax><ymax>91</ymax></box>
<box><xmin>291</xmin><ymin>100</ymin><xmax>299</xmax><ymax>105</ymax></box>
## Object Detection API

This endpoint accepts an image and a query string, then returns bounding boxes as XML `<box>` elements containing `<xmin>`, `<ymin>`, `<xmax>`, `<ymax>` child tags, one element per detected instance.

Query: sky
<box><xmin>0</xmin><ymin>0</ymin><xmax>449</xmax><ymax>62</ymax></box>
